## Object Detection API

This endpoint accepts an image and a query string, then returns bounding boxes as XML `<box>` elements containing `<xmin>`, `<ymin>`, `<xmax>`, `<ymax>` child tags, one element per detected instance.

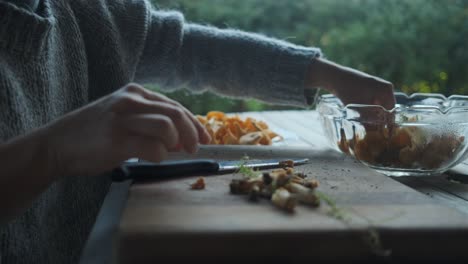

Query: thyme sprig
<box><xmin>316</xmin><ymin>191</ymin><xmax>391</xmax><ymax>257</ymax></box>
<box><xmin>236</xmin><ymin>155</ymin><xmax>261</xmax><ymax>179</ymax></box>
<box><xmin>316</xmin><ymin>191</ymin><xmax>351</xmax><ymax>222</ymax></box>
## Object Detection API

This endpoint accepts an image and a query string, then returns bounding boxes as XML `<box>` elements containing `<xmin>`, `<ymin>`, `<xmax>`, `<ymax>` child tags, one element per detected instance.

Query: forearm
<box><xmin>135</xmin><ymin>11</ymin><xmax>322</xmax><ymax>107</ymax></box>
<box><xmin>305</xmin><ymin>57</ymin><xmax>395</xmax><ymax>109</ymax></box>
<box><xmin>306</xmin><ymin>57</ymin><xmax>338</xmax><ymax>92</ymax></box>
<box><xmin>0</xmin><ymin>127</ymin><xmax>56</xmax><ymax>224</ymax></box>
<box><xmin>306</xmin><ymin>58</ymin><xmax>376</xmax><ymax>91</ymax></box>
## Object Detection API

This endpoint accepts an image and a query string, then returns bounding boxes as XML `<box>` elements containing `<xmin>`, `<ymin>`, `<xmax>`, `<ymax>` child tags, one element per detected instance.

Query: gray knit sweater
<box><xmin>0</xmin><ymin>0</ymin><xmax>321</xmax><ymax>263</ymax></box>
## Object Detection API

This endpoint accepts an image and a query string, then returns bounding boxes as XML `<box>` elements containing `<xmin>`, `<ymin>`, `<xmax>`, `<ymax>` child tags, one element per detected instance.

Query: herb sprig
<box><xmin>316</xmin><ymin>191</ymin><xmax>391</xmax><ymax>257</ymax></box>
<box><xmin>236</xmin><ymin>155</ymin><xmax>261</xmax><ymax>179</ymax></box>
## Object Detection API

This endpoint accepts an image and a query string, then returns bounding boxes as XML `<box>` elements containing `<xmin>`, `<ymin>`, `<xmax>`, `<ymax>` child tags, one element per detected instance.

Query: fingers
<box><xmin>118</xmin><ymin>114</ymin><xmax>179</xmax><ymax>150</ymax></box>
<box><xmin>118</xmin><ymin>100</ymin><xmax>198</xmax><ymax>153</ymax></box>
<box><xmin>329</xmin><ymin>63</ymin><xmax>396</xmax><ymax>110</ymax></box>
<box><xmin>142</xmin><ymin>88</ymin><xmax>211</xmax><ymax>144</ymax></box>
<box><xmin>119</xmin><ymin>84</ymin><xmax>211</xmax><ymax>144</ymax></box>
<box><xmin>372</xmin><ymin>81</ymin><xmax>396</xmax><ymax>110</ymax></box>
<box><xmin>123</xmin><ymin>135</ymin><xmax>168</xmax><ymax>163</ymax></box>
<box><xmin>112</xmin><ymin>85</ymin><xmax>201</xmax><ymax>153</ymax></box>
<box><xmin>340</xmin><ymin>78</ymin><xmax>395</xmax><ymax>110</ymax></box>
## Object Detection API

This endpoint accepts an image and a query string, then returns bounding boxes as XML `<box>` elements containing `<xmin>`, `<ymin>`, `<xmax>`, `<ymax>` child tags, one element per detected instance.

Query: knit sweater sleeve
<box><xmin>134</xmin><ymin>9</ymin><xmax>322</xmax><ymax>107</ymax></box>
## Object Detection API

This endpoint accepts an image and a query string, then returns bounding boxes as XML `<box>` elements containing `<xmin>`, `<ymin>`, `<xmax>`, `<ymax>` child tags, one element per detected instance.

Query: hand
<box><xmin>44</xmin><ymin>83</ymin><xmax>211</xmax><ymax>177</ymax></box>
<box><xmin>306</xmin><ymin>58</ymin><xmax>396</xmax><ymax>110</ymax></box>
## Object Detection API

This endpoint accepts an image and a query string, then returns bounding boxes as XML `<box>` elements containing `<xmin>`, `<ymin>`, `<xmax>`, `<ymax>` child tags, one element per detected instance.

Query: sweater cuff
<box><xmin>267</xmin><ymin>45</ymin><xmax>322</xmax><ymax>107</ymax></box>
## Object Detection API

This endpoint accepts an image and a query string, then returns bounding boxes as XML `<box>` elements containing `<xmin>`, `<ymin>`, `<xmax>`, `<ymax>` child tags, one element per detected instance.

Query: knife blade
<box><xmin>111</xmin><ymin>158</ymin><xmax>309</xmax><ymax>182</ymax></box>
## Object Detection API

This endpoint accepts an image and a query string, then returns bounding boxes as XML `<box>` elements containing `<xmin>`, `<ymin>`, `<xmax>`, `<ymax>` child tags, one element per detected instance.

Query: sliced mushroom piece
<box><xmin>271</xmin><ymin>187</ymin><xmax>297</xmax><ymax>213</ymax></box>
<box><xmin>239</xmin><ymin>131</ymin><xmax>263</xmax><ymax>145</ymax></box>
<box><xmin>285</xmin><ymin>182</ymin><xmax>320</xmax><ymax>207</ymax></box>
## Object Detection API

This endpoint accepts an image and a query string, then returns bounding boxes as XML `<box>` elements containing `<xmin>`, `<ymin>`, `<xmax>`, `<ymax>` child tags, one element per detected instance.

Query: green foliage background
<box><xmin>148</xmin><ymin>0</ymin><xmax>468</xmax><ymax>114</ymax></box>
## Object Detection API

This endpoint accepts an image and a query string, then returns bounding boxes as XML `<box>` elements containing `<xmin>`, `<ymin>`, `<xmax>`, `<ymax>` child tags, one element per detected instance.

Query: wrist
<box><xmin>7</xmin><ymin>126</ymin><xmax>62</xmax><ymax>183</ymax></box>
<box><xmin>0</xmin><ymin>127</ymin><xmax>59</xmax><ymax>223</ymax></box>
<box><xmin>305</xmin><ymin>57</ymin><xmax>337</xmax><ymax>93</ymax></box>
<box><xmin>35</xmin><ymin>127</ymin><xmax>61</xmax><ymax>182</ymax></box>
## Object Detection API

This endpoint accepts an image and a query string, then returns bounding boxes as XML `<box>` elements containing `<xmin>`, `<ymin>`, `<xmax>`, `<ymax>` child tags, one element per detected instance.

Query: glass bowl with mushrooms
<box><xmin>317</xmin><ymin>92</ymin><xmax>468</xmax><ymax>176</ymax></box>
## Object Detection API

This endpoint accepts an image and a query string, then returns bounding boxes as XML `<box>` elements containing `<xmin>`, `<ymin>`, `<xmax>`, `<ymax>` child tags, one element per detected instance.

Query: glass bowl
<box><xmin>317</xmin><ymin>92</ymin><xmax>468</xmax><ymax>176</ymax></box>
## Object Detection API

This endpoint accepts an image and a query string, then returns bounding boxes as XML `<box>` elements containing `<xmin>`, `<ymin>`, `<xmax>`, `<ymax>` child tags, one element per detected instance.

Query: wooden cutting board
<box><xmin>114</xmin><ymin>146</ymin><xmax>468</xmax><ymax>263</ymax></box>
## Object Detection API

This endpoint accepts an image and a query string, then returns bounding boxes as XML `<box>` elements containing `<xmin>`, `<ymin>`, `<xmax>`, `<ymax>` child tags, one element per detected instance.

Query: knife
<box><xmin>111</xmin><ymin>158</ymin><xmax>309</xmax><ymax>182</ymax></box>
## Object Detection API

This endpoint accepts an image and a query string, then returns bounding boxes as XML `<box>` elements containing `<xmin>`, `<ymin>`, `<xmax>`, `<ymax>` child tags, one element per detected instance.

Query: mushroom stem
<box><xmin>286</xmin><ymin>182</ymin><xmax>320</xmax><ymax>207</ymax></box>
<box><xmin>271</xmin><ymin>188</ymin><xmax>297</xmax><ymax>212</ymax></box>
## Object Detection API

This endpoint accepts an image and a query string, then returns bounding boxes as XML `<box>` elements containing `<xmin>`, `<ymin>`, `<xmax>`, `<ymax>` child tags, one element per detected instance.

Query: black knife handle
<box><xmin>111</xmin><ymin>159</ymin><xmax>220</xmax><ymax>182</ymax></box>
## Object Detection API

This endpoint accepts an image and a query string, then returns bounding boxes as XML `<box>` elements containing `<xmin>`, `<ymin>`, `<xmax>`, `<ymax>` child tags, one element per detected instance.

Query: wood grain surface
<box><xmin>114</xmin><ymin>111</ymin><xmax>468</xmax><ymax>263</ymax></box>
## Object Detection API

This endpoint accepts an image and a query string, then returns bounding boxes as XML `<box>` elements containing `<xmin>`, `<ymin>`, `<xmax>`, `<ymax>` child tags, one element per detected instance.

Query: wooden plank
<box><xmin>392</xmin><ymin>165</ymin><xmax>468</xmax><ymax>212</ymax></box>
<box><xmin>117</xmin><ymin>148</ymin><xmax>468</xmax><ymax>263</ymax></box>
<box><xmin>392</xmin><ymin>176</ymin><xmax>468</xmax><ymax>215</ymax></box>
<box><xmin>421</xmin><ymin>174</ymin><xmax>468</xmax><ymax>202</ymax></box>
<box><xmin>116</xmin><ymin>111</ymin><xmax>468</xmax><ymax>263</ymax></box>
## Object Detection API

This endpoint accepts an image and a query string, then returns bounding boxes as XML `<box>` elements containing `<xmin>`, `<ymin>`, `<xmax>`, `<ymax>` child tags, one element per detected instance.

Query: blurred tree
<box><xmin>148</xmin><ymin>0</ymin><xmax>468</xmax><ymax>114</ymax></box>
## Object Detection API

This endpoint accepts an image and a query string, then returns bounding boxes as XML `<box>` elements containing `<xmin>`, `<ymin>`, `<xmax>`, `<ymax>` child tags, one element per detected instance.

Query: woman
<box><xmin>0</xmin><ymin>0</ymin><xmax>394</xmax><ymax>263</ymax></box>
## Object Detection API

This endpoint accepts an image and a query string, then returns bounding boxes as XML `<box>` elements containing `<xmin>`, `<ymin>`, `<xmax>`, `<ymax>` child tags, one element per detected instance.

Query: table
<box><xmin>80</xmin><ymin>110</ymin><xmax>468</xmax><ymax>264</ymax></box>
